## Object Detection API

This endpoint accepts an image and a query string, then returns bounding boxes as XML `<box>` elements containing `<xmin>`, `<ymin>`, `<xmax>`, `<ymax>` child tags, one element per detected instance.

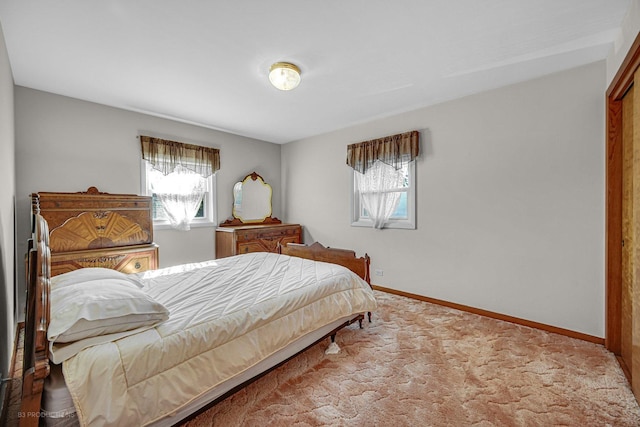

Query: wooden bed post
<box><xmin>20</xmin><ymin>215</ymin><xmax>51</xmax><ymax>426</ymax></box>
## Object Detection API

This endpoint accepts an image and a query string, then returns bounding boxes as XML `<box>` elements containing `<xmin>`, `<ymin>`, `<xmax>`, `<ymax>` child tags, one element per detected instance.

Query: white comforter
<box><xmin>62</xmin><ymin>252</ymin><xmax>377</xmax><ymax>426</ymax></box>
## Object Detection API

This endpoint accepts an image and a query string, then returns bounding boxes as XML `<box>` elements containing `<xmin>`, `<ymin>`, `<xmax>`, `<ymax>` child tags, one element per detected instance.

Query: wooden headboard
<box><xmin>31</xmin><ymin>187</ymin><xmax>158</xmax><ymax>276</ymax></box>
<box><xmin>20</xmin><ymin>187</ymin><xmax>159</xmax><ymax>425</ymax></box>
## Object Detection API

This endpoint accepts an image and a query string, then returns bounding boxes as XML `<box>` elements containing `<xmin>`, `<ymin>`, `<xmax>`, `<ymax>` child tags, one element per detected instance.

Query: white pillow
<box><xmin>48</xmin><ymin>277</ymin><xmax>169</xmax><ymax>345</ymax></box>
<box><xmin>51</xmin><ymin>267</ymin><xmax>146</xmax><ymax>289</ymax></box>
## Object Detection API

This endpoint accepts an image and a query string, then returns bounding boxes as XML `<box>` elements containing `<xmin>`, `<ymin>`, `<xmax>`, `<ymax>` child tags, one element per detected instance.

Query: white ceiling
<box><xmin>0</xmin><ymin>0</ymin><xmax>631</xmax><ymax>144</ymax></box>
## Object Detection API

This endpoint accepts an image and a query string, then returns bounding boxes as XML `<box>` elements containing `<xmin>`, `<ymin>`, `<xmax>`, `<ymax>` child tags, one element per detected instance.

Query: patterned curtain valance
<box><xmin>140</xmin><ymin>135</ymin><xmax>220</xmax><ymax>177</ymax></box>
<box><xmin>346</xmin><ymin>130</ymin><xmax>420</xmax><ymax>174</ymax></box>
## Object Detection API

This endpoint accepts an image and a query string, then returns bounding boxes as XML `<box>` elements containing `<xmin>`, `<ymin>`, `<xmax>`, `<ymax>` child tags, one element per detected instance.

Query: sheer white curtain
<box><xmin>141</xmin><ymin>135</ymin><xmax>220</xmax><ymax>231</ymax></box>
<box><xmin>347</xmin><ymin>130</ymin><xmax>419</xmax><ymax>229</ymax></box>
<box><xmin>150</xmin><ymin>164</ymin><xmax>206</xmax><ymax>231</ymax></box>
<box><xmin>355</xmin><ymin>160</ymin><xmax>405</xmax><ymax>229</ymax></box>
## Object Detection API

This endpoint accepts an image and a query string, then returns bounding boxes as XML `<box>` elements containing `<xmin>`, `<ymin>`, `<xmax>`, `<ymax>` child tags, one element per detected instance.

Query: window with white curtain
<box><xmin>139</xmin><ymin>135</ymin><xmax>220</xmax><ymax>231</ymax></box>
<box><xmin>142</xmin><ymin>161</ymin><xmax>216</xmax><ymax>230</ymax></box>
<box><xmin>351</xmin><ymin>159</ymin><xmax>416</xmax><ymax>229</ymax></box>
<box><xmin>347</xmin><ymin>130</ymin><xmax>419</xmax><ymax>230</ymax></box>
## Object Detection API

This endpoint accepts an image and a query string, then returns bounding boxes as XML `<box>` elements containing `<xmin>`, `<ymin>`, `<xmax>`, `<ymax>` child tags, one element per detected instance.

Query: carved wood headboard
<box><xmin>31</xmin><ymin>187</ymin><xmax>158</xmax><ymax>276</ymax></box>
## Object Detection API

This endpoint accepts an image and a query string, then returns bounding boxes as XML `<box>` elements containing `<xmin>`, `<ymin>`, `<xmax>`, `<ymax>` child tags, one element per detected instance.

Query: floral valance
<box><xmin>140</xmin><ymin>135</ymin><xmax>220</xmax><ymax>177</ymax></box>
<box><xmin>346</xmin><ymin>130</ymin><xmax>420</xmax><ymax>174</ymax></box>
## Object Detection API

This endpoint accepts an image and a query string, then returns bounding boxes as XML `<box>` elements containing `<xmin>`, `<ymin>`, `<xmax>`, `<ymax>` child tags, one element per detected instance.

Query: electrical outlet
<box><xmin>374</xmin><ymin>269</ymin><xmax>383</xmax><ymax>277</ymax></box>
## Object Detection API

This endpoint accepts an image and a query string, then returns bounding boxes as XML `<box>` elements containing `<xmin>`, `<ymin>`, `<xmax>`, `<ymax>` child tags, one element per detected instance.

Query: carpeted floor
<box><xmin>185</xmin><ymin>291</ymin><xmax>640</xmax><ymax>427</ymax></box>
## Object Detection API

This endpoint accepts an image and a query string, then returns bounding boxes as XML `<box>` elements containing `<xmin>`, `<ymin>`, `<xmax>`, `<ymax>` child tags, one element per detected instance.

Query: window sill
<box><xmin>351</xmin><ymin>219</ymin><xmax>415</xmax><ymax>230</ymax></box>
<box><xmin>153</xmin><ymin>221</ymin><xmax>216</xmax><ymax>230</ymax></box>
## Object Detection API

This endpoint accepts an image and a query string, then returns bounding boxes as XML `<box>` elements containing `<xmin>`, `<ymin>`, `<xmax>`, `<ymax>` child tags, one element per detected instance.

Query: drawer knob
<box><xmin>135</xmin><ymin>262</ymin><xmax>141</xmax><ymax>269</ymax></box>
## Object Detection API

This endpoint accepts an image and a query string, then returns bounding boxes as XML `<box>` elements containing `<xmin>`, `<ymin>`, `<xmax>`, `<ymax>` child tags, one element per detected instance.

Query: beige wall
<box><xmin>14</xmin><ymin>87</ymin><xmax>281</xmax><ymax>318</ymax></box>
<box><xmin>0</xmin><ymin>21</ymin><xmax>15</xmax><ymax>387</ymax></box>
<box><xmin>282</xmin><ymin>61</ymin><xmax>606</xmax><ymax>337</ymax></box>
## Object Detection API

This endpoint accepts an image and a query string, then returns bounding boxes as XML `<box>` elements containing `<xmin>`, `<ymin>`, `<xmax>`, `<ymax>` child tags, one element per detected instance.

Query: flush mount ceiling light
<box><xmin>269</xmin><ymin>62</ymin><xmax>301</xmax><ymax>91</ymax></box>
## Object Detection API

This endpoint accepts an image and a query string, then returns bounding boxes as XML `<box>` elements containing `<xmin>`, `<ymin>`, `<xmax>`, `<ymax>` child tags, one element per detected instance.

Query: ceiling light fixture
<box><xmin>269</xmin><ymin>62</ymin><xmax>301</xmax><ymax>91</ymax></box>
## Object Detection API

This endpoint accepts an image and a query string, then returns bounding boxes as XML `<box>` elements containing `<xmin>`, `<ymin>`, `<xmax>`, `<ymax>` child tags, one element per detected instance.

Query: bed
<box><xmin>20</xmin><ymin>189</ymin><xmax>377</xmax><ymax>426</ymax></box>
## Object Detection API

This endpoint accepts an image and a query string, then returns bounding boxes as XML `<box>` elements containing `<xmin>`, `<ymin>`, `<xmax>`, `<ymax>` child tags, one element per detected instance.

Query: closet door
<box><xmin>606</xmin><ymin>33</ymin><xmax>640</xmax><ymax>405</ymax></box>
<box><xmin>621</xmin><ymin>82</ymin><xmax>637</xmax><ymax>391</ymax></box>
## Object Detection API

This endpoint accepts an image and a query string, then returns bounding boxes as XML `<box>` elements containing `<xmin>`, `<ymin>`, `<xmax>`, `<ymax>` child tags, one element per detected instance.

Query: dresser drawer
<box><xmin>236</xmin><ymin>227</ymin><xmax>299</xmax><ymax>242</ymax></box>
<box><xmin>117</xmin><ymin>251</ymin><xmax>157</xmax><ymax>273</ymax></box>
<box><xmin>237</xmin><ymin>242</ymin><xmax>268</xmax><ymax>254</ymax></box>
<box><xmin>216</xmin><ymin>224</ymin><xmax>302</xmax><ymax>258</ymax></box>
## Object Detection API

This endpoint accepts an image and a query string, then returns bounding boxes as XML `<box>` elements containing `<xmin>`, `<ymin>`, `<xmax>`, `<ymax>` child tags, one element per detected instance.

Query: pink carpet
<box><xmin>185</xmin><ymin>291</ymin><xmax>640</xmax><ymax>426</ymax></box>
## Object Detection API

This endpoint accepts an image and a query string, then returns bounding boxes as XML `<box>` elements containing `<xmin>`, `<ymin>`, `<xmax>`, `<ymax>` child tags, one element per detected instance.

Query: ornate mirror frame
<box><xmin>220</xmin><ymin>172</ymin><xmax>282</xmax><ymax>226</ymax></box>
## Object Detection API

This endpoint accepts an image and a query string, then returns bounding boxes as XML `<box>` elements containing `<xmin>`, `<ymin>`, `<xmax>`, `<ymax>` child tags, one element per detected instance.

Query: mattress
<box><xmin>42</xmin><ymin>363</ymin><xmax>78</xmax><ymax>427</ymax></box>
<box><xmin>57</xmin><ymin>252</ymin><xmax>377</xmax><ymax>426</ymax></box>
<box><xmin>43</xmin><ymin>315</ymin><xmax>356</xmax><ymax>427</ymax></box>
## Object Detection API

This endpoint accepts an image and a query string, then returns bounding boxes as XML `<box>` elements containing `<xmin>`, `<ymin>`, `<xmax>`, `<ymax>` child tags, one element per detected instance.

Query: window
<box><xmin>139</xmin><ymin>135</ymin><xmax>219</xmax><ymax>231</ymax></box>
<box><xmin>351</xmin><ymin>159</ymin><xmax>416</xmax><ymax>229</ymax></box>
<box><xmin>142</xmin><ymin>160</ymin><xmax>216</xmax><ymax>229</ymax></box>
<box><xmin>346</xmin><ymin>130</ymin><xmax>419</xmax><ymax>229</ymax></box>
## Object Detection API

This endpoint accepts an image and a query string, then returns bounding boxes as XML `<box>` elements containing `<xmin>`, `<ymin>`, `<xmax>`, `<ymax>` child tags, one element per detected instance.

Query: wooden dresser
<box><xmin>32</xmin><ymin>187</ymin><xmax>159</xmax><ymax>276</ymax></box>
<box><xmin>215</xmin><ymin>223</ymin><xmax>302</xmax><ymax>258</ymax></box>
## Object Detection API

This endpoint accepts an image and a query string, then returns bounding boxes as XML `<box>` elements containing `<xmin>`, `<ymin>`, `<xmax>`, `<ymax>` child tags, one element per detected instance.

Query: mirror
<box><xmin>221</xmin><ymin>172</ymin><xmax>281</xmax><ymax>226</ymax></box>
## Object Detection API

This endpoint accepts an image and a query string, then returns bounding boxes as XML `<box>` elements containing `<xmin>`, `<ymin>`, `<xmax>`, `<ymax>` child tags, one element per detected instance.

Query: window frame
<box><xmin>141</xmin><ymin>160</ymin><xmax>217</xmax><ymax>230</ymax></box>
<box><xmin>350</xmin><ymin>160</ymin><xmax>416</xmax><ymax>229</ymax></box>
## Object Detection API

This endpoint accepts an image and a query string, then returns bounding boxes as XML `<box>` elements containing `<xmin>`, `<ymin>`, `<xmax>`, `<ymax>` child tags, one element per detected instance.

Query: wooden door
<box><xmin>631</xmin><ymin>73</ymin><xmax>640</xmax><ymax>397</ymax></box>
<box><xmin>621</xmin><ymin>82</ymin><xmax>637</xmax><ymax>389</ymax></box>
<box><xmin>606</xmin><ymin>33</ymin><xmax>640</xmax><ymax>404</ymax></box>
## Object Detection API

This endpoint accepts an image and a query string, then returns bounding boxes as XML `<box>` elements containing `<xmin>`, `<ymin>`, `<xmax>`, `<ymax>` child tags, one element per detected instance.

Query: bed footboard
<box><xmin>279</xmin><ymin>242</ymin><xmax>371</xmax><ymax>285</ymax></box>
<box><xmin>280</xmin><ymin>242</ymin><xmax>372</xmax><ymax>323</ymax></box>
